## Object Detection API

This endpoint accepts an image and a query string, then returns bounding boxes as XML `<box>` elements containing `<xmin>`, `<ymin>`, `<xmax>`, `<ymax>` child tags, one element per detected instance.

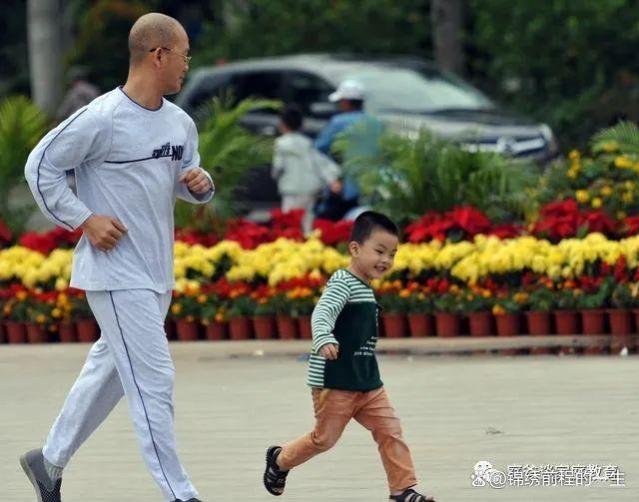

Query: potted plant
<box><xmin>433</xmin><ymin>289</ymin><xmax>463</xmax><ymax>337</ymax></box>
<box><xmin>288</xmin><ymin>287</ymin><xmax>317</xmax><ymax>340</ymax></box>
<box><xmin>609</xmin><ymin>282</ymin><xmax>635</xmax><ymax>353</ymax></box>
<box><xmin>460</xmin><ymin>288</ymin><xmax>494</xmax><ymax>337</ymax></box>
<box><xmin>271</xmin><ymin>293</ymin><xmax>298</xmax><ymax>339</ymax></box>
<box><xmin>252</xmin><ymin>295</ymin><xmax>277</xmax><ymax>340</ymax></box>
<box><xmin>170</xmin><ymin>291</ymin><xmax>203</xmax><ymax>341</ymax></box>
<box><xmin>54</xmin><ymin>291</ymin><xmax>77</xmax><ymax>343</ymax></box>
<box><xmin>377</xmin><ymin>289</ymin><xmax>408</xmax><ymax>338</ymax></box>
<box><xmin>525</xmin><ymin>285</ymin><xmax>555</xmax><ymax>354</ymax></box>
<box><xmin>71</xmin><ymin>291</ymin><xmax>100</xmax><ymax>343</ymax></box>
<box><xmin>3</xmin><ymin>289</ymin><xmax>29</xmax><ymax>343</ymax></box>
<box><xmin>200</xmin><ymin>294</ymin><xmax>228</xmax><ymax>341</ymax></box>
<box><xmin>553</xmin><ymin>287</ymin><xmax>581</xmax><ymax>335</ymax></box>
<box><xmin>405</xmin><ymin>288</ymin><xmax>434</xmax><ymax>337</ymax></box>
<box><xmin>25</xmin><ymin>293</ymin><xmax>55</xmax><ymax>343</ymax></box>
<box><xmin>578</xmin><ymin>278</ymin><xmax>612</xmax><ymax>335</ymax></box>
<box><xmin>227</xmin><ymin>294</ymin><xmax>255</xmax><ymax>340</ymax></box>
<box><xmin>492</xmin><ymin>293</ymin><xmax>524</xmax><ymax>337</ymax></box>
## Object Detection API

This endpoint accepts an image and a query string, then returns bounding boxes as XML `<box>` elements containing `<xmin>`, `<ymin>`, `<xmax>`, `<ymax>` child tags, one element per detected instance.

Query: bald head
<box><xmin>128</xmin><ymin>13</ymin><xmax>185</xmax><ymax>65</ymax></box>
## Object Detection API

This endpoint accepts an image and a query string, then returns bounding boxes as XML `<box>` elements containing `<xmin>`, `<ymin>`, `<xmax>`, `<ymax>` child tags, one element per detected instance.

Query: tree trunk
<box><xmin>431</xmin><ymin>0</ymin><xmax>465</xmax><ymax>75</ymax></box>
<box><xmin>27</xmin><ymin>0</ymin><xmax>63</xmax><ymax>115</ymax></box>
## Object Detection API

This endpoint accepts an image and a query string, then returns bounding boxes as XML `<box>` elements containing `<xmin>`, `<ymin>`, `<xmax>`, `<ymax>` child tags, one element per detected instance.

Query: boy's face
<box><xmin>349</xmin><ymin>229</ymin><xmax>399</xmax><ymax>280</ymax></box>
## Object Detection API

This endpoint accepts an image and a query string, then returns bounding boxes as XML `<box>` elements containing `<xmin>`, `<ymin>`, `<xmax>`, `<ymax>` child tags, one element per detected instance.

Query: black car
<box><xmin>176</xmin><ymin>54</ymin><xmax>558</xmax><ymax>209</ymax></box>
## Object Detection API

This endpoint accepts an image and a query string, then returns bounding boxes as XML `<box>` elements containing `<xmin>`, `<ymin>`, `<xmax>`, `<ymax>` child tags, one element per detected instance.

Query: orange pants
<box><xmin>277</xmin><ymin>387</ymin><xmax>418</xmax><ymax>492</ymax></box>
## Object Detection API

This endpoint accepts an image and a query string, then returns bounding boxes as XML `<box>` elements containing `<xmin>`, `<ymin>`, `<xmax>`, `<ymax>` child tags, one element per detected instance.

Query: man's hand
<box><xmin>319</xmin><ymin>343</ymin><xmax>339</xmax><ymax>360</ymax></box>
<box><xmin>80</xmin><ymin>214</ymin><xmax>128</xmax><ymax>252</ymax></box>
<box><xmin>179</xmin><ymin>168</ymin><xmax>212</xmax><ymax>195</ymax></box>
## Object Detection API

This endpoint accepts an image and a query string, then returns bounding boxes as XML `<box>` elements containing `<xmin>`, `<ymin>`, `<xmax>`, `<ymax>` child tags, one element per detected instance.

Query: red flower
<box><xmin>448</xmin><ymin>206</ymin><xmax>492</xmax><ymax>235</ymax></box>
<box><xmin>0</xmin><ymin>219</ymin><xmax>12</xmax><ymax>245</ymax></box>
<box><xmin>313</xmin><ymin>219</ymin><xmax>353</xmax><ymax>246</ymax></box>
<box><xmin>578</xmin><ymin>210</ymin><xmax>617</xmax><ymax>235</ymax></box>
<box><xmin>621</xmin><ymin>216</ymin><xmax>639</xmax><ymax>236</ymax></box>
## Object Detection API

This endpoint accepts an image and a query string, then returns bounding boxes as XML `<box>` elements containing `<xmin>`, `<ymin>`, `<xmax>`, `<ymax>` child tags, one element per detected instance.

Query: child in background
<box><xmin>272</xmin><ymin>105</ymin><xmax>340</xmax><ymax>235</ymax></box>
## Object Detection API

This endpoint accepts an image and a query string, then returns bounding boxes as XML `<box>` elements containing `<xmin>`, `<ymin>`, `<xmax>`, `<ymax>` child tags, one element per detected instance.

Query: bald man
<box><xmin>21</xmin><ymin>13</ymin><xmax>210</xmax><ymax>502</ymax></box>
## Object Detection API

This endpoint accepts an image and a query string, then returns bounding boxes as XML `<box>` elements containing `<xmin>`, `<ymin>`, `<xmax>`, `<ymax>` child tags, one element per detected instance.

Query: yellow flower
<box><xmin>601</xmin><ymin>186</ymin><xmax>613</xmax><ymax>197</ymax></box>
<box><xmin>566</xmin><ymin>168</ymin><xmax>578</xmax><ymax>179</ymax></box>
<box><xmin>51</xmin><ymin>308</ymin><xmax>62</xmax><ymax>319</ymax></box>
<box><xmin>16</xmin><ymin>291</ymin><xmax>28</xmax><ymax>301</ymax></box>
<box><xmin>575</xmin><ymin>190</ymin><xmax>589</xmax><ymax>203</ymax></box>
<box><xmin>623</xmin><ymin>192</ymin><xmax>634</xmax><ymax>204</ymax></box>
<box><xmin>171</xmin><ymin>303</ymin><xmax>182</xmax><ymax>315</ymax></box>
<box><xmin>568</xmin><ymin>150</ymin><xmax>580</xmax><ymax>160</ymax></box>
<box><xmin>615</xmin><ymin>156</ymin><xmax>634</xmax><ymax>169</ymax></box>
<box><xmin>601</xmin><ymin>141</ymin><xmax>618</xmax><ymax>153</ymax></box>
<box><xmin>197</xmin><ymin>294</ymin><xmax>207</xmax><ymax>304</ymax></box>
<box><xmin>399</xmin><ymin>289</ymin><xmax>411</xmax><ymax>298</ymax></box>
<box><xmin>492</xmin><ymin>304</ymin><xmax>505</xmax><ymax>315</ymax></box>
<box><xmin>36</xmin><ymin>314</ymin><xmax>47</xmax><ymax>324</ymax></box>
<box><xmin>591</xmin><ymin>197</ymin><xmax>602</xmax><ymax>208</ymax></box>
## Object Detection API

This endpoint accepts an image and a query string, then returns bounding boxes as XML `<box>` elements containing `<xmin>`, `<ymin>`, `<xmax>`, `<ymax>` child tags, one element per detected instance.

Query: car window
<box><xmin>230</xmin><ymin>71</ymin><xmax>285</xmax><ymax>113</ymax></box>
<box><xmin>285</xmin><ymin>71</ymin><xmax>334</xmax><ymax>116</ymax></box>
<box><xmin>185</xmin><ymin>74</ymin><xmax>230</xmax><ymax>115</ymax></box>
<box><xmin>335</xmin><ymin>67</ymin><xmax>493</xmax><ymax>113</ymax></box>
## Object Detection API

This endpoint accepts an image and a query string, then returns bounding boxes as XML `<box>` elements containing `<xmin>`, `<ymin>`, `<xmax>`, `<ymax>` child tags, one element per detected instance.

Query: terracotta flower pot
<box><xmin>26</xmin><ymin>323</ymin><xmax>50</xmax><ymax>343</ymax></box>
<box><xmin>407</xmin><ymin>313</ymin><xmax>434</xmax><ymax>337</ymax></box>
<box><xmin>297</xmin><ymin>316</ymin><xmax>313</xmax><ymax>339</ymax></box>
<box><xmin>495</xmin><ymin>313</ymin><xmax>521</xmax><ymax>336</ymax></box>
<box><xmin>253</xmin><ymin>316</ymin><xmax>276</xmax><ymax>340</ymax></box>
<box><xmin>435</xmin><ymin>312</ymin><xmax>460</xmax><ymax>337</ymax></box>
<box><xmin>5</xmin><ymin>321</ymin><xmax>26</xmax><ymax>344</ymax></box>
<box><xmin>205</xmin><ymin>321</ymin><xmax>228</xmax><ymax>341</ymax></box>
<box><xmin>526</xmin><ymin>311</ymin><xmax>552</xmax><ymax>335</ymax></box>
<box><xmin>554</xmin><ymin>310</ymin><xmax>580</xmax><ymax>335</ymax></box>
<box><xmin>526</xmin><ymin>311</ymin><xmax>552</xmax><ymax>355</ymax></box>
<box><xmin>608</xmin><ymin>309</ymin><xmax>634</xmax><ymax>353</ymax></box>
<box><xmin>175</xmin><ymin>319</ymin><xmax>199</xmax><ymax>341</ymax></box>
<box><xmin>229</xmin><ymin>316</ymin><xmax>252</xmax><ymax>340</ymax></box>
<box><xmin>276</xmin><ymin>315</ymin><xmax>298</xmax><ymax>339</ymax></box>
<box><xmin>468</xmin><ymin>311</ymin><xmax>494</xmax><ymax>337</ymax></box>
<box><xmin>76</xmin><ymin>318</ymin><xmax>100</xmax><ymax>343</ymax></box>
<box><xmin>581</xmin><ymin>309</ymin><xmax>606</xmax><ymax>335</ymax></box>
<box><xmin>382</xmin><ymin>313</ymin><xmax>407</xmax><ymax>338</ymax></box>
<box><xmin>58</xmin><ymin>322</ymin><xmax>77</xmax><ymax>343</ymax></box>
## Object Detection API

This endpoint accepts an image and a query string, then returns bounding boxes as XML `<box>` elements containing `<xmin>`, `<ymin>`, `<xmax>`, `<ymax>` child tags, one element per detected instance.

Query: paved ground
<box><xmin>1</xmin><ymin>342</ymin><xmax>637</xmax><ymax>501</ymax></box>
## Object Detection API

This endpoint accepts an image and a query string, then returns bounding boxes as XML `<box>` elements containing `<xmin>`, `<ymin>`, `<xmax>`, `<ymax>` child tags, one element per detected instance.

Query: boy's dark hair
<box><xmin>280</xmin><ymin>104</ymin><xmax>303</xmax><ymax>131</ymax></box>
<box><xmin>350</xmin><ymin>211</ymin><xmax>399</xmax><ymax>244</ymax></box>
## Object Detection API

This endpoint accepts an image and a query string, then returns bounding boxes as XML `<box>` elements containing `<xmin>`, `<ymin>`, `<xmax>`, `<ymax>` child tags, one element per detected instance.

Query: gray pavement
<box><xmin>1</xmin><ymin>342</ymin><xmax>638</xmax><ymax>501</ymax></box>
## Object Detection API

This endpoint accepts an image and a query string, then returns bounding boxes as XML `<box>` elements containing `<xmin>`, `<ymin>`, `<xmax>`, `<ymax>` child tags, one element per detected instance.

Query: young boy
<box><xmin>272</xmin><ymin>105</ymin><xmax>340</xmax><ymax>235</ymax></box>
<box><xmin>263</xmin><ymin>211</ymin><xmax>436</xmax><ymax>502</ymax></box>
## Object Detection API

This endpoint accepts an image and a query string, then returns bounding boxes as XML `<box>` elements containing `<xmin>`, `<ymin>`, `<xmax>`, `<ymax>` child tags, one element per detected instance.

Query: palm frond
<box><xmin>592</xmin><ymin>121</ymin><xmax>639</xmax><ymax>155</ymax></box>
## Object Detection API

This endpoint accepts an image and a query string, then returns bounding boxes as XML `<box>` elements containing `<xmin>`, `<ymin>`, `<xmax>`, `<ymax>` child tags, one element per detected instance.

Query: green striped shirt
<box><xmin>307</xmin><ymin>268</ymin><xmax>383</xmax><ymax>391</ymax></box>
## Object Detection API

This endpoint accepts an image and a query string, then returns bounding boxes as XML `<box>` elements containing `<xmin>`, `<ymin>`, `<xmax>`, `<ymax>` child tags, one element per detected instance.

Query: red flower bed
<box><xmin>404</xmin><ymin>206</ymin><xmax>523</xmax><ymax>243</ymax></box>
<box><xmin>19</xmin><ymin>227</ymin><xmax>82</xmax><ymax>254</ymax></box>
<box><xmin>532</xmin><ymin>198</ymin><xmax>617</xmax><ymax>241</ymax></box>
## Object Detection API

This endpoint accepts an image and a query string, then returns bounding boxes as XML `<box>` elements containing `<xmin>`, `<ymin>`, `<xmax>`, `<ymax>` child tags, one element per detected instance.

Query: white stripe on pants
<box><xmin>42</xmin><ymin>289</ymin><xmax>198</xmax><ymax>501</ymax></box>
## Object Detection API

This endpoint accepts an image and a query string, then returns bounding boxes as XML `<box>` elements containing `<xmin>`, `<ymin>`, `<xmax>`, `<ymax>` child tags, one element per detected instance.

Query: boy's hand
<box><xmin>319</xmin><ymin>343</ymin><xmax>339</xmax><ymax>360</ymax></box>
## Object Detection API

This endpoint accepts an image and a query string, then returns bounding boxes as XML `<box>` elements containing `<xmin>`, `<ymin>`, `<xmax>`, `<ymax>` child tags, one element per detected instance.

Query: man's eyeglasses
<box><xmin>149</xmin><ymin>46</ymin><xmax>192</xmax><ymax>64</ymax></box>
